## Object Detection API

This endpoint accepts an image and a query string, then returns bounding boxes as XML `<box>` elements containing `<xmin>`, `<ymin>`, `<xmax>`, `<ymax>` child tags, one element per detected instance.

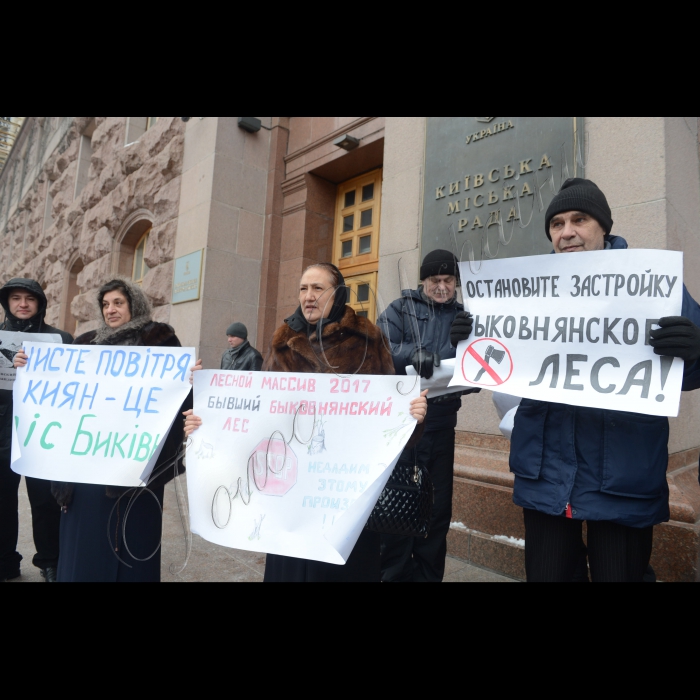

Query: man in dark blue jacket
<box><xmin>467</xmin><ymin>179</ymin><xmax>700</xmax><ymax>582</ymax></box>
<box><xmin>0</xmin><ymin>279</ymin><xmax>73</xmax><ymax>583</ymax></box>
<box><xmin>378</xmin><ymin>250</ymin><xmax>476</xmax><ymax>582</ymax></box>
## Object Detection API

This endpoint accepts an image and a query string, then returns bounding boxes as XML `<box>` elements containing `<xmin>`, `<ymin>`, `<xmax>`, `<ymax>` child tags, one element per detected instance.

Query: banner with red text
<box><xmin>187</xmin><ymin>370</ymin><xmax>420</xmax><ymax>565</ymax></box>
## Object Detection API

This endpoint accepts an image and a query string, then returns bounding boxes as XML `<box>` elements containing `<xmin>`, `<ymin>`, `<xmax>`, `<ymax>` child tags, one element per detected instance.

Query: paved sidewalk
<box><xmin>10</xmin><ymin>479</ymin><xmax>515</xmax><ymax>583</ymax></box>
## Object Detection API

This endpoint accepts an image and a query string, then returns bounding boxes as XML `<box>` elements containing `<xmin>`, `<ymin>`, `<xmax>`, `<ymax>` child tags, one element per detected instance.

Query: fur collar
<box><xmin>75</xmin><ymin>322</ymin><xmax>178</xmax><ymax>348</ymax></box>
<box><xmin>273</xmin><ymin>306</ymin><xmax>382</xmax><ymax>348</ymax></box>
<box><xmin>93</xmin><ymin>315</ymin><xmax>152</xmax><ymax>346</ymax></box>
<box><xmin>269</xmin><ymin>306</ymin><xmax>392</xmax><ymax>375</ymax></box>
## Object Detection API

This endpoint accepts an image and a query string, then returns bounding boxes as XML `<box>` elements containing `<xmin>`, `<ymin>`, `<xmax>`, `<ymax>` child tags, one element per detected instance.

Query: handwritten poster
<box><xmin>187</xmin><ymin>371</ymin><xmax>421</xmax><ymax>565</ymax></box>
<box><xmin>450</xmin><ymin>250</ymin><xmax>685</xmax><ymax>417</ymax></box>
<box><xmin>11</xmin><ymin>342</ymin><xmax>195</xmax><ymax>487</ymax></box>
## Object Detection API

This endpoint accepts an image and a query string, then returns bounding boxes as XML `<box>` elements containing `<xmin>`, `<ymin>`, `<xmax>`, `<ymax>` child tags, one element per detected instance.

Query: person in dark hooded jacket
<box><xmin>0</xmin><ymin>278</ymin><xmax>73</xmax><ymax>583</ymax></box>
<box><xmin>460</xmin><ymin>179</ymin><xmax>700</xmax><ymax>583</ymax></box>
<box><xmin>378</xmin><ymin>251</ymin><xmax>478</xmax><ymax>583</ymax></box>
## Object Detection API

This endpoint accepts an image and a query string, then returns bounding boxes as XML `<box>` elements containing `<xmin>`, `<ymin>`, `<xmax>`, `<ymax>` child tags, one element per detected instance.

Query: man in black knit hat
<box><xmin>378</xmin><ymin>250</ymin><xmax>477</xmax><ymax>583</ymax></box>
<box><xmin>0</xmin><ymin>279</ymin><xmax>73</xmax><ymax>583</ymax></box>
<box><xmin>462</xmin><ymin>178</ymin><xmax>700</xmax><ymax>582</ymax></box>
<box><xmin>220</xmin><ymin>322</ymin><xmax>263</xmax><ymax>372</ymax></box>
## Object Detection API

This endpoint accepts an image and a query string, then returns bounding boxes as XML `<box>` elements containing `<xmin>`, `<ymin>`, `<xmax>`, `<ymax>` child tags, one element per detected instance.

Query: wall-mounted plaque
<box><xmin>422</xmin><ymin>117</ymin><xmax>584</xmax><ymax>262</ymax></box>
<box><xmin>172</xmin><ymin>249</ymin><xmax>204</xmax><ymax>305</ymax></box>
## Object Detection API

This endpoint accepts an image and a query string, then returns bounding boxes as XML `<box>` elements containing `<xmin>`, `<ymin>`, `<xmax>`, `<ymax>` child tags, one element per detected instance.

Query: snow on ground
<box><xmin>493</xmin><ymin>536</ymin><xmax>525</xmax><ymax>548</ymax></box>
<box><xmin>450</xmin><ymin>524</ymin><xmax>525</xmax><ymax>549</ymax></box>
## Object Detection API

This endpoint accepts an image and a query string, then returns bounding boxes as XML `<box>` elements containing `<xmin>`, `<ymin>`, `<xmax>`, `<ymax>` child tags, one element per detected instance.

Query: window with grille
<box><xmin>333</xmin><ymin>169</ymin><xmax>382</xmax><ymax>323</ymax></box>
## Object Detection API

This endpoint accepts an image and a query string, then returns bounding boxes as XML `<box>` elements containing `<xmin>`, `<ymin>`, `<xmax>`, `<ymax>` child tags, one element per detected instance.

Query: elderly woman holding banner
<box><xmin>186</xmin><ymin>263</ymin><xmax>428</xmax><ymax>583</ymax></box>
<box><xmin>16</xmin><ymin>278</ymin><xmax>194</xmax><ymax>583</ymax></box>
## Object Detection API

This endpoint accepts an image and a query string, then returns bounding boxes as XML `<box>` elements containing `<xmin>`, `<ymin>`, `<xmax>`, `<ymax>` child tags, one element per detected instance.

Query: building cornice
<box><xmin>283</xmin><ymin>117</ymin><xmax>378</xmax><ymax>165</ymax></box>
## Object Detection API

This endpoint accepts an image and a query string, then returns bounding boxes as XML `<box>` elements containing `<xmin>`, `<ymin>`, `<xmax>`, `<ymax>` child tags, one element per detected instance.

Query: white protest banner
<box><xmin>449</xmin><ymin>250</ymin><xmax>685</xmax><ymax>417</ymax></box>
<box><xmin>11</xmin><ymin>343</ymin><xmax>195</xmax><ymax>486</ymax></box>
<box><xmin>187</xmin><ymin>371</ymin><xmax>420</xmax><ymax>565</ymax></box>
<box><xmin>0</xmin><ymin>331</ymin><xmax>62</xmax><ymax>390</ymax></box>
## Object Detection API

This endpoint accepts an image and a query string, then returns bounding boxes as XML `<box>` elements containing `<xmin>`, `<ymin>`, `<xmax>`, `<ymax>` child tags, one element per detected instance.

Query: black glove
<box><xmin>411</xmin><ymin>349</ymin><xmax>441</xmax><ymax>380</ymax></box>
<box><xmin>451</xmin><ymin>311</ymin><xmax>474</xmax><ymax>347</ymax></box>
<box><xmin>650</xmin><ymin>317</ymin><xmax>700</xmax><ymax>363</ymax></box>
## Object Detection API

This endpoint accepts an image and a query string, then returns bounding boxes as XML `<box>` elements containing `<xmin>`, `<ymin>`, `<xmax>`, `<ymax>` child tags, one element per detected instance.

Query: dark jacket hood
<box><xmin>0</xmin><ymin>278</ymin><xmax>48</xmax><ymax>332</ymax></box>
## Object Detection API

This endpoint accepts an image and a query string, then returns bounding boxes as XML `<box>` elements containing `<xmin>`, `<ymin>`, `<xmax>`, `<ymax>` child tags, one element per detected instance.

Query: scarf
<box><xmin>93</xmin><ymin>315</ymin><xmax>153</xmax><ymax>346</ymax></box>
<box><xmin>227</xmin><ymin>342</ymin><xmax>247</xmax><ymax>359</ymax></box>
<box><xmin>222</xmin><ymin>341</ymin><xmax>250</xmax><ymax>369</ymax></box>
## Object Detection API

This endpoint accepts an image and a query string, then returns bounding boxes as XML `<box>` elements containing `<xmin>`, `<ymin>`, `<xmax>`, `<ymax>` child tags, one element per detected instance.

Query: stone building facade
<box><xmin>0</xmin><ymin>116</ymin><xmax>184</xmax><ymax>336</ymax></box>
<box><xmin>1</xmin><ymin>117</ymin><xmax>699</xmax><ymax>581</ymax></box>
<box><xmin>0</xmin><ymin>118</ymin><xmax>25</xmax><ymax>173</ymax></box>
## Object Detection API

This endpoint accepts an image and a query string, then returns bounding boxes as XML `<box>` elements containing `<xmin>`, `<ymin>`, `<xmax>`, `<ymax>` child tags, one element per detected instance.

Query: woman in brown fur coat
<box><xmin>265</xmin><ymin>270</ymin><xmax>396</xmax><ymax>377</ymax></box>
<box><xmin>186</xmin><ymin>263</ymin><xmax>427</xmax><ymax>583</ymax></box>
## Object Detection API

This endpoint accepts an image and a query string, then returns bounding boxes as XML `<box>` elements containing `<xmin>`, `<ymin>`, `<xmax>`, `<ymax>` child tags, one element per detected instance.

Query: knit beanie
<box><xmin>420</xmin><ymin>249</ymin><xmax>461</xmax><ymax>281</ymax></box>
<box><xmin>545</xmin><ymin>178</ymin><xmax>613</xmax><ymax>240</ymax></box>
<box><xmin>226</xmin><ymin>322</ymin><xmax>248</xmax><ymax>340</ymax></box>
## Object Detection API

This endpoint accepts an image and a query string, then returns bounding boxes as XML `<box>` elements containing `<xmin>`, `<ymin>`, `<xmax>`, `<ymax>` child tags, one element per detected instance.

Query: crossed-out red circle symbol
<box><xmin>461</xmin><ymin>338</ymin><xmax>514</xmax><ymax>387</ymax></box>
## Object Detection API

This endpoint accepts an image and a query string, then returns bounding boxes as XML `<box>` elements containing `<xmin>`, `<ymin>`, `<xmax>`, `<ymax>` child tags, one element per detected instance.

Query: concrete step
<box><xmin>454</xmin><ymin>444</ymin><xmax>513</xmax><ymax>489</ymax></box>
<box><xmin>450</xmin><ymin>439</ymin><xmax>523</xmax><ymax>542</ymax></box>
<box><xmin>447</xmin><ymin>526</ymin><xmax>525</xmax><ymax>582</ymax></box>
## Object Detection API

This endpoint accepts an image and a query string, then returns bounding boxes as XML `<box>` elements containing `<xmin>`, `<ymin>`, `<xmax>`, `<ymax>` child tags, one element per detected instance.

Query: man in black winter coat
<box><xmin>0</xmin><ymin>279</ymin><xmax>73</xmax><ymax>583</ymax></box>
<box><xmin>220</xmin><ymin>323</ymin><xmax>264</xmax><ymax>372</ymax></box>
<box><xmin>378</xmin><ymin>250</ymin><xmax>476</xmax><ymax>582</ymax></box>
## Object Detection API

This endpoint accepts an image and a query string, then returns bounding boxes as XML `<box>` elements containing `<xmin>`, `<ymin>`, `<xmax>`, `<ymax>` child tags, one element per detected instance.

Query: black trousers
<box><xmin>381</xmin><ymin>428</ymin><xmax>456</xmax><ymax>583</ymax></box>
<box><xmin>0</xmin><ymin>455</ymin><xmax>60</xmax><ymax>576</ymax></box>
<box><xmin>523</xmin><ymin>508</ymin><xmax>654</xmax><ymax>583</ymax></box>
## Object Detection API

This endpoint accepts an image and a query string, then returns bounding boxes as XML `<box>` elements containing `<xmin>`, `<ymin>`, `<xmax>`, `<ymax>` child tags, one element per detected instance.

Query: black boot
<box><xmin>643</xmin><ymin>565</ymin><xmax>657</xmax><ymax>583</ymax></box>
<box><xmin>40</xmin><ymin>567</ymin><xmax>57</xmax><ymax>583</ymax></box>
<box><xmin>1</xmin><ymin>569</ymin><xmax>21</xmax><ymax>582</ymax></box>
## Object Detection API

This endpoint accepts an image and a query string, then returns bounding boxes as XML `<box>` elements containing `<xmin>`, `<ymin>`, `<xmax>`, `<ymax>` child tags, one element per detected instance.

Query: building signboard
<box><xmin>172</xmin><ymin>249</ymin><xmax>204</xmax><ymax>305</ymax></box>
<box><xmin>422</xmin><ymin>117</ymin><xmax>584</xmax><ymax>261</ymax></box>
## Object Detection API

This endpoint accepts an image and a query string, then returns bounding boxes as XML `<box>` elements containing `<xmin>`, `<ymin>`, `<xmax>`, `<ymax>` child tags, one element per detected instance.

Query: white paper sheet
<box><xmin>406</xmin><ymin>358</ymin><xmax>462</xmax><ymax>398</ymax></box>
<box><xmin>492</xmin><ymin>392</ymin><xmax>522</xmax><ymax>441</ymax></box>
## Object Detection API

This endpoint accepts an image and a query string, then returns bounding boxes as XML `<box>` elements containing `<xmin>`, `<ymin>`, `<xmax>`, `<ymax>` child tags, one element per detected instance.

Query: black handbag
<box><xmin>366</xmin><ymin>449</ymin><xmax>434</xmax><ymax>538</ymax></box>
